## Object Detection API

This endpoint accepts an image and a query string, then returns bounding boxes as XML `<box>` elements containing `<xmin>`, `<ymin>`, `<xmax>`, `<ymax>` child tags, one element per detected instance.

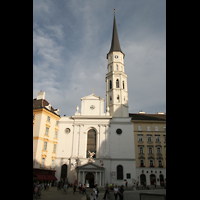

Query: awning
<box><xmin>35</xmin><ymin>174</ymin><xmax>48</xmax><ymax>180</ymax></box>
<box><xmin>46</xmin><ymin>175</ymin><xmax>57</xmax><ymax>180</ymax></box>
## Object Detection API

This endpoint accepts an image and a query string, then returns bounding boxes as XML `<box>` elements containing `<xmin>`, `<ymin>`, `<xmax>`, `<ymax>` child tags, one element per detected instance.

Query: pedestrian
<box><xmin>118</xmin><ymin>185</ymin><xmax>124</xmax><ymax>200</ymax></box>
<box><xmin>102</xmin><ymin>183</ymin><xmax>109</xmax><ymax>199</ymax></box>
<box><xmin>95</xmin><ymin>184</ymin><xmax>99</xmax><ymax>199</ymax></box>
<box><xmin>92</xmin><ymin>188</ymin><xmax>97</xmax><ymax>200</ymax></box>
<box><xmin>73</xmin><ymin>183</ymin><xmax>77</xmax><ymax>194</ymax></box>
<box><xmin>82</xmin><ymin>184</ymin><xmax>87</xmax><ymax>195</ymax></box>
<box><xmin>113</xmin><ymin>185</ymin><xmax>118</xmax><ymax>200</ymax></box>
<box><xmin>133</xmin><ymin>183</ymin><xmax>136</xmax><ymax>191</ymax></box>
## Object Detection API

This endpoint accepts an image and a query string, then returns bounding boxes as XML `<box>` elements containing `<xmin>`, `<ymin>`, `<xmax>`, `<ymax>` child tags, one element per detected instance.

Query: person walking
<box><xmin>82</xmin><ymin>184</ymin><xmax>87</xmax><ymax>195</ymax></box>
<box><xmin>102</xmin><ymin>183</ymin><xmax>109</xmax><ymax>199</ymax></box>
<box><xmin>118</xmin><ymin>185</ymin><xmax>124</xmax><ymax>200</ymax></box>
<box><xmin>92</xmin><ymin>188</ymin><xmax>97</xmax><ymax>200</ymax></box>
<box><xmin>133</xmin><ymin>183</ymin><xmax>136</xmax><ymax>191</ymax></box>
<box><xmin>73</xmin><ymin>183</ymin><xmax>77</xmax><ymax>194</ymax></box>
<box><xmin>113</xmin><ymin>185</ymin><xmax>118</xmax><ymax>200</ymax></box>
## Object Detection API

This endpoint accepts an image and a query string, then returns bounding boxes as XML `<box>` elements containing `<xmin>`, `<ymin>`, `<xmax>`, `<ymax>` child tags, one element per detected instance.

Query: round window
<box><xmin>116</xmin><ymin>129</ymin><xmax>122</xmax><ymax>135</ymax></box>
<box><xmin>65</xmin><ymin>128</ymin><xmax>70</xmax><ymax>133</ymax></box>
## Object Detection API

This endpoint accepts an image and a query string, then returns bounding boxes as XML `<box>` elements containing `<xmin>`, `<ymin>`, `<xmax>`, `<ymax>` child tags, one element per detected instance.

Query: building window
<box><xmin>158</xmin><ymin>160</ymin><xmax>163</xmax><ymax>167</ymax></box>
<box><xmin>110</xmin><ymin>80</ymin><xmax>112</xmax><ymax>89</ymax></box>
<box><xmin>138</xmin><ymin>134</ymin><xmax>143</xmax><ymax>142</ymax></box>
<box><xmin>163</xmin><ymin>126</ymin><xmax>166</xmax><ymax>132</ymax></box>
<box><xmin>117</xmin><ymin>95</ymin><xmax>120</xmax><ymax>102</ymax></box>
<box><xmin>110</xmin><ymin>96</ymin><xmax>112</xmax><ymax>103</ymax></box>
<box><xmin>140</xmin><ymin>159</ymin><xmax>144</xmax><ymax>166</ymax></box>
<box><xmin>126</xmin><ymin>173</ymin><xmax>131</xmax><ymax>179</ymax></box>
<box><xmin>148</xmin><ymin>147</ymin><xmax>153</xmax><ymax>154</ymax></box>
<box><xmin>149</xmin><ymin>160</ymin><xmax>154</xmax><ymax>166</ymax></box>
<box><xmin>43</xmin><ymin>141</ymin><xmax>47</xmax><ymax>151</ymax></box>
<box><xmin>110</xmin><ymin>66</ymin><xmax>112</xmax><ymax>72</ymax></box>
<box><xmin>117</xmin><ymin>165</ymin><xmax>123</xmax><ymax>180</ymax></box>
<box><xmin>164</xmin><ymin>135</ymin><xmax>166</xmax><ymax>143</ymax></box>
<box><xmin>138</xmin><ymin>125</ymin><xmax>142</xmax><ymax>131</ymax></box>
<box><xmin>53</xmin><ymin>144</ymin><xmax>56</xmax><ymax>153</ymax></box>
<box><xmin>56</xmin><ymin>121</ymin><xmax>59</xmax><ymax>126</ymax></box>
<box><xmin>116</xmin><ymin>79</ymin><xmax>119</xmax><ymax>88</ymax></box>
<box><xmin>147</xmin><ymin>126</ymin><xmax>151</xmax><ymax>131</ymax></box>
<box><xmin>52</xmin><ymin>159</ymin><xmax>55</xmax><ymax>169</ymax></box>
<box><xmin>47</xmin><ymin>116</ymin><xmax>50</xmax><ymax>122</ymax></box>
<box><xmin>155</xmin><ymin>126</ymin><xmax>159</xmax><ymax>131</ymax></box>
<box><xmin>54</xmin><ymin>131</ymin><xmax>58</xmax><ymax>139</ymax></box>
<box><xmin>155</xmin><ymin>135</ymin><xmax>160</xmax><ymax>142</ymax></box>
<box><xmin>41</xmin><ymin>158</ymin><xmax>45</xmax><ymax>168</ymax></box>
<box><xmin>87</xmin><ymin>129</ymin><xmax>96</xmax><ymax>158</ymax></box>
<box><xmin>45</xmin><ymin>127</ymin><xmax>49</xmax><ymax>136</ymax></box>
<box><xmin>157</xmin><ymin>147</ymin><xmax>161</xmax><ymax>154</ymax></box>
<box><xmin>147</xmin><ymin>135</ymin><xmax>152</xmax><ymax>142</ymax></box>
<box><xmin>139</xmin><ymin>147</ymin><xmax>144</xmax><ymax>154</ymax></box>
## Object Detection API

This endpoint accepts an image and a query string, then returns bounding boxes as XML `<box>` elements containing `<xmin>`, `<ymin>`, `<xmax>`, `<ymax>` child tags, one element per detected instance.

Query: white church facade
<box><xmin>55</xmin><ymin>13</ymin><xmax>136</xmax><ymax>187</ymax></box>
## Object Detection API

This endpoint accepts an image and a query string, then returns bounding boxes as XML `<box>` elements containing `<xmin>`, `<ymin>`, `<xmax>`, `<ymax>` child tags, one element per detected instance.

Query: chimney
<box><xmin>37</xmin><ymin>91</ymin><xmax>45</xmax><ymax>100</ymax></box>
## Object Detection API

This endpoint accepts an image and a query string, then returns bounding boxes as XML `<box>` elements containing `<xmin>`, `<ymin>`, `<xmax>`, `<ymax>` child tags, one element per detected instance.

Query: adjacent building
<box><xmin>129</xmin><ymin>112</ymin><xmax>166</xmax><ymax>187</ymax></box>
<box><xmin>33</xmin><ymin>91</ymin><xmax>60</xmax><ymax>184</ymax></box>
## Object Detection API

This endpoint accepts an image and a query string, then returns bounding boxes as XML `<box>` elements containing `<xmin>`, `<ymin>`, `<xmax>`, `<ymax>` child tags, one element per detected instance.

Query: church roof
<box><xmin>107</xmin><ymin>13</ymin><xmax>124</xmax><ymax>56</ymax></box>
<box><xmin>129</xmin><ymin>113</ymin><xmax>166</xmax><ymax>121</ymax></box>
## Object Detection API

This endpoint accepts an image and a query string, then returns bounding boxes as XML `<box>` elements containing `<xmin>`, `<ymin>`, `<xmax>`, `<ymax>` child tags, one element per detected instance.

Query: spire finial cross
<box><xmin>114</xmin><ymin>8</ymin><xmax>115</xmax><ymax>13</ymax></box>
<box><xmin>92</xmin><ymin>88</ymin><xmax>95</xmax><ymax>94</ymax></box>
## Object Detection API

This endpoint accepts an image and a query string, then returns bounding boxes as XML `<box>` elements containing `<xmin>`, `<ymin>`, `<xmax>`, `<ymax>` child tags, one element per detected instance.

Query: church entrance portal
<box><xmin>85</xmin><ymin>172</ymin><xmax>94</xmax><ymax>188</ymax></box>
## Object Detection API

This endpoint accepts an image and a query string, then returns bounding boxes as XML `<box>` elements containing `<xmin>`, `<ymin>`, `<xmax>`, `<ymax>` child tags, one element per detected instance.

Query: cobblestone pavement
<box><xmin>33</xmin><ymin>187</ymin><xmax>104</xmax><ymax>200</ymax></box>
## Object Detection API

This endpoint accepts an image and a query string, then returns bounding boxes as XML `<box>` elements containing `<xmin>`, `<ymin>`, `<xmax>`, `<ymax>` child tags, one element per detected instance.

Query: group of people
<box><xmin>102</xmin><ymin>183</ymin><xmax>124</xmax><ymax>200</ymax></box>
<box><xmin>33</xmin><ymin>182</ymin><xmax>42</xmax><ymax>199</ymax></box>
<box><xmin>73</xmin><ymin>182</ymin><xmax>88</xmax><ymax>195</ymax></box>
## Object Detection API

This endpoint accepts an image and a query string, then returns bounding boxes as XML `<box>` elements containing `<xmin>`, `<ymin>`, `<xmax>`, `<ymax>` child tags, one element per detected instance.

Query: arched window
<box><xmin>110</xmin><ymin>80</ymin><xmax>112</xmax><ymax>89</ymax></box>
<box><xmin>61</xmin><ymin>164</ymin><xmax>68</xmax><ymax>180</ymax></box>
<box><xmin>87</xmin><ymin>129</ymin><xmax>96</xmax><ymax>158</ymax></box>
<box><xmin>110</xmin><ymin>96</ymin><xmax>112</xmax><ymax>103</ymax></box>
<box><xmin>117</xmin><ymin>165</ymin><xmax>123</xmax><ymax>180</ymax></box>
<box><xmin>116</xmin><ymin>79</ymin><xmax>119</xmax><ymax>88</ymax></box>
<box><xmin>123</xmin><ymin>81</ymin><xmax>125</xmax><ymax>89</ymax></box>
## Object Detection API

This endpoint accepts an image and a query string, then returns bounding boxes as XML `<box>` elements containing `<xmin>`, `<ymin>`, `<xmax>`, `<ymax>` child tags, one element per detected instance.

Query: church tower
<box><xmin>106</xmin><ymin>11</ymin><xmax>129</xmax><ymax>117</ymax></box>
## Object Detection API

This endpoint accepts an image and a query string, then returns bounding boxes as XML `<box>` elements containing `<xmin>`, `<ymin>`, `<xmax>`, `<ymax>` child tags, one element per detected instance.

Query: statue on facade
<box><xmin>88</xmin><ymin>151</ymin><xmax>95</xmax><ymax>162</ymax></box>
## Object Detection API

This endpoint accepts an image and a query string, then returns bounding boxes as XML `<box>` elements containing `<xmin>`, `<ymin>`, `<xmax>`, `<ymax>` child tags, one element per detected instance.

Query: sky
<box><xmin>33</xmin><ymin>0</ymin><xmax>166</xmax><ymax>117</ymax></box>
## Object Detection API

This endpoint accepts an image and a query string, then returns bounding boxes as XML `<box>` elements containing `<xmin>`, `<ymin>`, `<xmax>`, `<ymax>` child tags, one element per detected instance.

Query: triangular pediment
<box><xmin>81</xmin><ymin>93</ymin><xmax>104</xmax><ymax>101</ymax></box>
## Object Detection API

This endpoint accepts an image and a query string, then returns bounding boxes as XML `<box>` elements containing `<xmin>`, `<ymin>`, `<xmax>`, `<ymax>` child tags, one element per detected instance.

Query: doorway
<box><xmin>85</xmin><ymin>172</ymin><xmax>94</xmax><ymax>188</ymax></box>
<box><xmin>160</xmin><ymin>174</ymin><xmax>164</xmax><ymax>186</ymax></box>
<box><xmin>140</xmin><ymin>174</ymin><xmax>146</xmax><ymax>187</ymax></box>
<box><xmin>150</xmin><ymin>174</ymin><xmax>156</xmax><ymax>185</ymax></box>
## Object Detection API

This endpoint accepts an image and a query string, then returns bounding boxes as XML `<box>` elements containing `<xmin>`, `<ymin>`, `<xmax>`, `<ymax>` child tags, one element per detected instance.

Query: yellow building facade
<box><xmin>130</xmin><ymin>112</ymin><xmax>166</xmax><ymax>188</ymax></box>
<box><xmin>33</xmin><ymin>91</ymin><xmax>60</xmax><ymax>183</ymax></box>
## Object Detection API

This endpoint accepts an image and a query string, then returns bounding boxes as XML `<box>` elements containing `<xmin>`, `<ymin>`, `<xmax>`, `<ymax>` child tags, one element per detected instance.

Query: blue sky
<box><xmin>33</xmin><ymin>0</ymin><xmax>166</xmax><ymax>116</ymax></box>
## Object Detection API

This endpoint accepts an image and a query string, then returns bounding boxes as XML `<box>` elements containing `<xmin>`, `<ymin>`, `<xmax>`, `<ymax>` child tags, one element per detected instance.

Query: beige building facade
<box><xmin>33</xmin><ymin>91</ymin><xmax>60</xmax><ymax>183</ymax></box>
<box><xmin>130</xmin><ymin>112</ymin><xmax>166</xmax><ymax>187</ymax></box>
